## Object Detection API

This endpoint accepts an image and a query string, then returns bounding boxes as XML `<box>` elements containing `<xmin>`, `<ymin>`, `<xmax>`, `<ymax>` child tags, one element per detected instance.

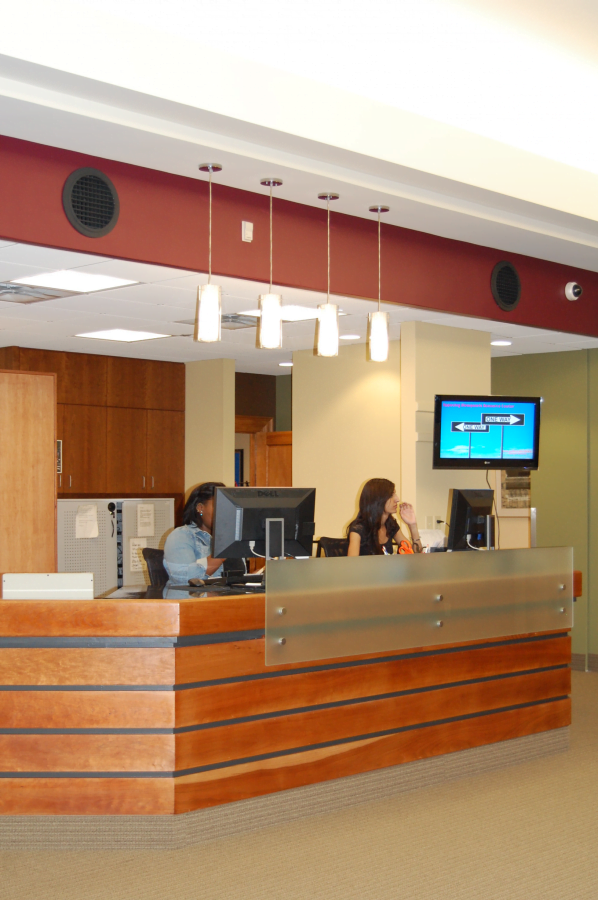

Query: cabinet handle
<box><xmin>151</xmin><ymin>476</ymin><xmax>154</xmax><ymax>488</ymax></box>
<box><xmin>143</xmin><ymin>476</ymin><xmax>146</xmax><ymax>488</ymax></box>
<box><xmin>59</xmin><ymin>474</ymin><xmax>62</xmax><ymax>488</ymax></box>
<box><xmin>69</xmin><ymin>475</ymin><xmax>72</xmax><ymax>488</ymax></box>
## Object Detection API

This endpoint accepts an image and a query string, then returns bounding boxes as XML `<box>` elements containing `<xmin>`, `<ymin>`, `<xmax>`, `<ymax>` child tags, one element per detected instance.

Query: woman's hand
<box><xmin>398</xmin><ymin>503</ymin><xmax>417</xmax><ymax>526</ymax></box>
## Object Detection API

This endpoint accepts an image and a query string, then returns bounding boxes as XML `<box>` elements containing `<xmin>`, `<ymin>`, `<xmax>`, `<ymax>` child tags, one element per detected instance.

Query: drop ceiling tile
<box><xmin>89</xmin><ymin>283</ymin><xmax>197</xmax><ymax>307</ymax></box>
<box><xmin>73</xmin><ymin>259</ymin><xmax>197</xmax><ymax>283</ymax></box>
<box><xmin>0</xmin><ymin>262</ymin><xmax>62</xmax><ymax>282</ymax></box>
<box><xmin>0</xmin><ymin>303</ymin><xmax>81</xmax><ymax>323</ymax></box>
<box><xmin>0</xmin><ymin>244</ymin><xmax>108</xmax><ymax>269</ymax></box>
<box><xmin>0</xmin><ymin>315</ymin><xmax>44</xmax><ymax>331</ymax></box>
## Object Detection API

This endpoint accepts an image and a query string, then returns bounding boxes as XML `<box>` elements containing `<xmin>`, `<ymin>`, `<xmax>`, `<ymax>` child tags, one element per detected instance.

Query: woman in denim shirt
<box><xmin>163</xmin><ymin>482</ymin><xmax>226</xmax><ymax>584</ymax></box>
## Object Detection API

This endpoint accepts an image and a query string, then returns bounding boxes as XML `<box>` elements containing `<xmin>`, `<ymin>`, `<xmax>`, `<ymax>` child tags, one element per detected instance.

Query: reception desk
<box><xmin>0</xmin><ymin>553</ymin><xmax>579</xmax><ymax>817</ymax></box>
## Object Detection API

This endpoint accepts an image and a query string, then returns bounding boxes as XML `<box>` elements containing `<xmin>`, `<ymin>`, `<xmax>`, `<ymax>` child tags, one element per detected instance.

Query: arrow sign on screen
<box><xmin>451</xmin><ymin>422</ymin><xmax>490</xmax><ymax>432</ymax></box>
<box><xmin>482</xmin><ymin>414</ymin><xmax>525</xmax><ymax>425</ymax></box>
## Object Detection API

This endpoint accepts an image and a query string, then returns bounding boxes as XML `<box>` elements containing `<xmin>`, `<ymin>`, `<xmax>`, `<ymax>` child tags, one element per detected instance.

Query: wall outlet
<box><xmin>434</xmin><ymin>513</ymin><xmax>445</xmax><ymax>530</ymax></box>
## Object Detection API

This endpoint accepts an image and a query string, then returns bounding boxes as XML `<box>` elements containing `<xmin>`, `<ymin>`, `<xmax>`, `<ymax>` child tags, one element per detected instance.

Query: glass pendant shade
<box><xmin>316</xmin><ymin>303</ymin><xmax>339</xmax><ymax>357</ymax></box>
<box><xmin>258</xmin><ymin>293</ymin><xmax>283</xmax><ymax>349</ymax></box>
<box><xmin>368</xmin><ymin>310</ymin><xmax>389</xmax><ymax>362</ymax></box>
<box><xmin>194</xmin><ymin>284</ymin><xmax>222</xmax><ymax>343</ymax></box>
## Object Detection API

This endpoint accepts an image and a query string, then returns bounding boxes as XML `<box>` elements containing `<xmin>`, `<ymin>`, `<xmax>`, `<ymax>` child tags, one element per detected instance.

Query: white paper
<box><xmin>75</xmin><ymin>504</ymin><xmax>99</xmax><ymax>539</ymax></box>
<box><xmin>137</xmin><ymin>503</ymin><xmax>155</xmax><ymax>537</ymax></box>
<box><xmin>130</xmin><ymin>537</ymin><xmax>148</xmax><ymax>572</ymax></box>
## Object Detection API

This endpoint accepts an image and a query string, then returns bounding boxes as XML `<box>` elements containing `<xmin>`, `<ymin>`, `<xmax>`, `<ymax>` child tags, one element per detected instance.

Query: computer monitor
<box><xmin>446</xmin><ymin>488</ymin><xmax>494</xmax><ymax>551</ymax></box>
<box><xmin>212</xmin><ymin>487</ymin><xmax>316</xmax><ymax>559</ymax></box>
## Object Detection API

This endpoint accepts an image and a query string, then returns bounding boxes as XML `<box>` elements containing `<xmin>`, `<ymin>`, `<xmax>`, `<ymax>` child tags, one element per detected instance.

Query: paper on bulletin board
<box><xmin>75</xmin><ymin>504</ymin><xmax>99</xmax><ymax>539</ymax></box>
<box><xmin>130</xmin><ymin>537</ymin><xmax>148</xmax><ymax>572</ymax></box>
<box><xmin>137</xmin><ymin>503</ymin><xmax>155</xmax><ymax>537</ymax></box>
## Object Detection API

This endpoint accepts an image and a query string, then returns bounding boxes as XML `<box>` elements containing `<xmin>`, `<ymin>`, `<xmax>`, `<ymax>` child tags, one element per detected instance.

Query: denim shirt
<box><xmin>163</xmin><ymin>522</ymin><xmax>223</xmax><ymax>584</ymax></box>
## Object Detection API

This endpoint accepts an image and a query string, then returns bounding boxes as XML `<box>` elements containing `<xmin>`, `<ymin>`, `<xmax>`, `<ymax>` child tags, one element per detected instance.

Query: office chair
<box><xmin>141</xmin><ymin>547</ymin><xmax>169</xmax><ymax>588</ymax></box>
<box><xmin>315</xmin><ymin>537</ymin><xmax>349</xmax><ymax>557</ymax></box>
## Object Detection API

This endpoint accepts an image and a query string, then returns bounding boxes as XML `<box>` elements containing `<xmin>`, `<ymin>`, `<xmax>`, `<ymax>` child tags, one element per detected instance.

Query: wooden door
<box><xmin>0</xmin><ymin>371</ymin><xmax>56</xmax><ymax>573</ymax></box>
<box><xmin>255</xmin><ymin>431</ymin><xmax>292</xmax><ymax>486</ymax></box>
<box><xmin>107</xmin><ymin>407</ymin><xmax>147</xmax><ymax>494</ymax></box>
<box><xmin>147</xmin><ymin>410</ymin><xmax>185</xmax><ymax>493</ymax></box>
<box><xmin>60</xmin><ymin>405</ymin><xmax>107</xmax><ymax>494</ymax></box>
<box><xmin>234</xmin><ymin>415</ymin><xmax>273</xmax><ymax>486</ymax></box>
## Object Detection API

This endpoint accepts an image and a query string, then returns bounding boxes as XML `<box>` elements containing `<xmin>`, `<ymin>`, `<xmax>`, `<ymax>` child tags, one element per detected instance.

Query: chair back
<box><xmin>141</xmin><ymin>547</ymin><xmax>169</xmax><ymax>587</ymax></box>
<box><xmin>315</xmin><ymin>537</ymin><xmax>349</xmax><ymax>557</ymax></box>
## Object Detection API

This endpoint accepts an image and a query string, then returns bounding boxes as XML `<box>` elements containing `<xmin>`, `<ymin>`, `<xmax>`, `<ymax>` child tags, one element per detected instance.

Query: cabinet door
<box><xmin>107</xmin><ymin>407</ymin><xmax>148</xmax><ymax>494</ymax></box>
<box><xmin>56</xmin><ymin>403</ymin><xmax>64</xmax><ymax>493</ymax></box>
<box><xmin>61</xmin><ymin>405</ymin><xmax>107</xmax><ymax>494</ymax></box>
<box><xmin>146</xmin><ymin>361</ymin><xmax>185</xmax><ymax>411</ymax></box>
<box><xmin>106</xmin><ymin>357</ymin><xmax>149</xmax><ymax>409</ymax></box>
<box><xmin>146</xmin><ymin>410</ymin><xmax>184</xmax><ymax>493</ymax></box>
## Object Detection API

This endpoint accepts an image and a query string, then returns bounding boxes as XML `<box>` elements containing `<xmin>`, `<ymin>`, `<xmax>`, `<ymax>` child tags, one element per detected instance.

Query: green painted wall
<box><xmin>276</xmin><ymin>374</ymin><xmax>292</xmax><ymax>431</ymax></box>
<box><xmin>492</xmin><ymin>351</ymin><xmax>592</xmax><ymax>658</ymax></box>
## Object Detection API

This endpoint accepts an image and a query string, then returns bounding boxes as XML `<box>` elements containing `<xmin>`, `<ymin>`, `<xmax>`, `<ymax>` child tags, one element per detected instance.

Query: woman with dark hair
<box><xmin>163</xmin><ymin>482</ymin><xmax>226</xmax><ymax>584</ymax></box>
<box><xmin>346</xmin><ymin>478</ymin><xmax>422</xmax><ymax>556</ymax></box>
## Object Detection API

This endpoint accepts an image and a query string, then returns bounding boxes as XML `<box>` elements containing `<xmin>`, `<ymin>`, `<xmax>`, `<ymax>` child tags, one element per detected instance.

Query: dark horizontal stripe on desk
<box><xmin>0</xmin><ymin>665</ymin><xmax>568</xmax><ymax>733</ymax></box>
<box><xmin>0</xmin><ymin>631</ymin><xmax>264</xmax><ymax>649</ymax></box>
<box><xmin>0</xmin><ymin>696</ymin><xmax>568</xmax><ymax>778</ymax></box>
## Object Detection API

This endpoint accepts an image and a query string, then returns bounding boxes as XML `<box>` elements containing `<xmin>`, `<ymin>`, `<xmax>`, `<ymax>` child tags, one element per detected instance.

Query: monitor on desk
<box><xmin>446</xmin><ymin>488</ymin><xmax>494</xmax><ymax>551</ymax></box>
<box><xmin>212</xmin><ymin>487</ymin><xmax>316</xmax><ymax>560</ymax></box>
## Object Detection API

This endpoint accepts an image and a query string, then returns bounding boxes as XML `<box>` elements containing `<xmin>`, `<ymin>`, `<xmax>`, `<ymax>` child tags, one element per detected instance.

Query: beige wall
<box><xmin>185</xmin><ymin>359</ymin><xmax>235</xmax><ymax>494</ymax></box>
<box><xmin>293</xmin><ymin>341</ymin><xmax>401</xmax><ymax>538</ymax></box>
<box><xmin>400</xmin><ymin>322</ymin><xmax>491</xmax><ymax>529</ymax></box>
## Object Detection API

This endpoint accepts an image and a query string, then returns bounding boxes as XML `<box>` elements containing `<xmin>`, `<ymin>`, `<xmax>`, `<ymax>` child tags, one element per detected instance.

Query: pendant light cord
<box><xmin>208</xmin><ymin>170</ymin><xmax>212</xmax><ymax>285</ymax></box>
<box><xmin>269</xmin><ymin>184</ymin><xmax>273</xmax><ymax>293</ymax></box>
<box><xmin>327</xmin><ymin>199</ymin><xmax>331</xmax><ymax>303</ymax></box>
<box><xmin>378</xmin><ymin>211</ymin><xmax>381</xmax><ymax>312</ymax></box>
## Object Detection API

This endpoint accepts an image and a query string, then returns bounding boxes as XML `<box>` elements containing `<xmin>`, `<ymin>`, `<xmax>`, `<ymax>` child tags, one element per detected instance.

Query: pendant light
<box><xmin>257</xmin><ymin>178</ymin><xmax>284</xmax><ymax>350</ymax></box>
<box><xmin>316</xmin><ymin>192</ymin><xmax>340</xmax><ymax>357</ymax></box>
<box><xmin>368</xmin><ymin>205</ymin><xmax>390</xmax><ymax>362</ymax></box>
<box><xmin>194</xmin><ymin>163</ymin><xmax>223</xmax><ymax>343</ymax></box>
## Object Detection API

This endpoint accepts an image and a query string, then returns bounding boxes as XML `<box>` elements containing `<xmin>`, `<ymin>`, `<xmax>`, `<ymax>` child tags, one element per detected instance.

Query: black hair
<box><xmin>183</xmin><ymin>482</ymin><xmax>225</xmax><ymax>527</ymax></box>
<box><xmin>346</xmin><ymin>478</ymin><xmax>396</xmax><ymax>554</ymax></box>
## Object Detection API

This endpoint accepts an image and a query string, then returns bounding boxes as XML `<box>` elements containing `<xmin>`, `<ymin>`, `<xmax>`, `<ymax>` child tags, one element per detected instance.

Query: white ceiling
<box><xmin>0</xmin><ymin>1</ymin><xmax>598</xmax><ymax>276</ymax></box>
<box><xmin>1</xmin><ymin>242</ymin><xmax>597</xmax><ymax>375</ymax></box>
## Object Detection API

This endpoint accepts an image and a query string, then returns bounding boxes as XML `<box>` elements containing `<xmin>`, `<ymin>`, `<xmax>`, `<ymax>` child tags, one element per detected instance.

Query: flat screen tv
<box><xmin>433</xmin><ymin>395</ymin><xmax>541</xmax><ymax>470</ymax></box>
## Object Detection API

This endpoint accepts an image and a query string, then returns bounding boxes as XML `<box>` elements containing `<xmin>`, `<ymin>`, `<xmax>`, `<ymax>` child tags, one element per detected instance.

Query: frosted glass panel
<box><xmin>265</xmin><ymin>547</ymin><xmax>573</xmax><ymax>665</ymax></box>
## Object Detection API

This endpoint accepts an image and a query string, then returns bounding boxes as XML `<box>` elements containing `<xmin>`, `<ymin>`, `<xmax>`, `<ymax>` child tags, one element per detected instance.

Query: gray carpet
<box><xmin>2</xmin><ymin>671</ymin><xmax>597</xmax><ymax>900</ymax></box>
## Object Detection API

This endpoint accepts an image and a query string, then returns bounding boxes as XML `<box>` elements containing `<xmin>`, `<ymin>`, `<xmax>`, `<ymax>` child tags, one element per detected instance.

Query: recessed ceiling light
<box><xmin>76</xmin><ymin>329</ymin><xmax>170</xmax><ymax>342</ymax></box>
<box><xmin>340</xmin><ymin>334</ymin><xmax>361</xmax><ymax>340</ymax></box>
<box><xmin>240</xmin><ymin>304</ymin><xmax>348</xmax><ymax>322</ymax></box>
<box><xmin>13</xmin><ymin>271</ymin><xmax>138</xmax><ymax>293</ymax></box>
<box><xmin>279</xmin><ymin>361</ymin><xmax>293</xmax><ymax>367</ymax></box>
<box><xmin>491</xmin><ymin>339</ymin><xmax>512</xmax><ymax>346</ymax></box>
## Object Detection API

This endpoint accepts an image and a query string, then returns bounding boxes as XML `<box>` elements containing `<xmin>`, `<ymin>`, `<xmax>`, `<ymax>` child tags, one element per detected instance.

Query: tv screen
<box><xmin>433</xmin><ymin>395</ymin><xmax>541</xmax><ymax>470</ymax></box>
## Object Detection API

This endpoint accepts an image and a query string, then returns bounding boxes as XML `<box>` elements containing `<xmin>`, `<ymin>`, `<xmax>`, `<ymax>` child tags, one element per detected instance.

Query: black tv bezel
<box><xmin>433</xmin><ymin>394</ymin><xmax>541</xmax><ymax>470</ymax></box>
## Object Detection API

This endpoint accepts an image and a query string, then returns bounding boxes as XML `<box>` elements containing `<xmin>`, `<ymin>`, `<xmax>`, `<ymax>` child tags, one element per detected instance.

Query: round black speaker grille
<box><xmin>491</xmin><ymin>261</ymin><xmax>521</xmax><ymax>311</ymax></box>
<box><xmin>62</xmin><ymin>168</ymin><xmax>119</xmax><ymax>238</ymax></box>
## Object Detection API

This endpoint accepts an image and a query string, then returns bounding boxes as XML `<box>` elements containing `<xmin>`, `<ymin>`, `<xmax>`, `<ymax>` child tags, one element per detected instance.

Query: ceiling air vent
<box><xmin>491</xmin><ymin>261</ymin><xmax>521</xmax><ymax>312</ymax></box>
<box><xmin>62</xmin><ymin>168</ymin><xmax>120</xmax><ymax>238</ymax></box>
<box><xmin>0</xmin><ymin>283</ymin><xmax>78</xmax><ymax>304</ymax></box>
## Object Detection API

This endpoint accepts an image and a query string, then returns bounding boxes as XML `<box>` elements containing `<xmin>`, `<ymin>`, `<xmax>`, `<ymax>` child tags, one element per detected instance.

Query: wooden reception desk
<box><xmin>0</xmin><ymin>573</ymin><xmax>579</xmax><ymax>816</ymax></box>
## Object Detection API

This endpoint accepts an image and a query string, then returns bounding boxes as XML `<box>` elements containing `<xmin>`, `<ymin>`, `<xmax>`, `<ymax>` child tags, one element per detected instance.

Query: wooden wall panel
<box><xmin>0</xmin><ymin>370</ymin><xmax>56</xmax><ymax>573</ymax></box>
<box><xmin>0</xmin><ymin>346</ymin><xmax>20</xmax><ymax>369</ymax></box>
<box><xmin>175</xmin><ymin>636</ymin><xmax>571</xmax><ymax>726</ymax></box>
<box><xmin>0</xmin><ymin>690</ymin><xmax>174</xmax><ymax>729</ymax></box>
<box><xmin>0</xmin><ymin>648</ymin><xmax>175</xmax><ymax>685</ymax></box>
<box><xmin>0</xmin><ymin>778</ymin><xmax>174</xmax><ymax>815</ymax></box>
<box><xmin>175</xmin><ymin>634</ymin><xmax>570</xmax><ymax>684</ymax></box>
<box><xmin>175</xmin><ymin>699</ymin><xmax>570</xmax><ymax>813</ymax></box>
<box><xmin>0</xmin><ymin>734</ymin><xmax>174</xmax><ymax>772</ymax></box>
<box><xmin>0</xmin><ymin>601</ymin><xmax>179</xmax><ymax>636</ymax></box>
<box><xmin>176</xmin><ymin>668</ymin><xmax>570</xmax><ymax>770</ymax></box>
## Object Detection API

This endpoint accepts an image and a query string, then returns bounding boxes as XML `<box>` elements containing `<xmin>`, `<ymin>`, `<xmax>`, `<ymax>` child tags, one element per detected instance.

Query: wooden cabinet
<box><xmin>59</xmin><ymin>405</ymin><xmax>107</xmax><ymax>494</ymax></box>
<box><xmin>107</xmin><ymin>407</ymin><xmax>148</xmax><ymax>495</ymax></box>
<box><xmin>17</xmin><ymin>349</ymin><xmax>107</xmax><ymax>406</ymax></box>
<box><xmin>107</xmin><ymin>408</ymin><xmax>185</xmax><ymax>495</ymax></box>
<box><xmin>147</xmin><ymin>410</ymin><xmax>185</xmax><ymax>493</ymax></box>
<box><xmin>107</xmin><ymin>358</ymin><xmax>184</xmax><ymax>411</ymax></box>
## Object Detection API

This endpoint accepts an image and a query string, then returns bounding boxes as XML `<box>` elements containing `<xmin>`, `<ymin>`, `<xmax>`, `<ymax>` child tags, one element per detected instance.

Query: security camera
<box><xmin>565</xmin><ymin>282</ymin><xmax>583</xmax><ymax>301</ymax></box>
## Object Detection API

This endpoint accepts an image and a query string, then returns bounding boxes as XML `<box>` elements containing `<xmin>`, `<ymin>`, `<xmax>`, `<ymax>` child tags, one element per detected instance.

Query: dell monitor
<box><xmin>446</xmin><ymin>488</ymin><xmax>494</xmax><ymax>551</ymax></box>
<box><xmin>212</xmin><ymin>487</ymin><xmax>316</xmax><ymax>559</ymax></box>
<box><xmin>433</xmin><ymin>395</ymin><xmax>541</xmax><ymax>470</ymax></box>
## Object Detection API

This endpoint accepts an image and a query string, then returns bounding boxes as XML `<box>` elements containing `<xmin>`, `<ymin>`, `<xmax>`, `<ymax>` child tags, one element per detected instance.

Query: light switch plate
<box><xmin>242</xmin><ymin>221</ymin><xmax>253</xmax><ymax>242</ymax></box>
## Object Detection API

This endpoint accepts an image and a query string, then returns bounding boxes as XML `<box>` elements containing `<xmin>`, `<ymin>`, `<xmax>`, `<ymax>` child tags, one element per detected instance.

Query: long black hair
<box><xmin>183</xmin><ymin>482</ymin><xmax>225</xmax><ymax>527</ymax></box>
<box><xmin>346</xmin><ymin>478</ymin><xmax>396</xmax><ymax>554</ymax></box>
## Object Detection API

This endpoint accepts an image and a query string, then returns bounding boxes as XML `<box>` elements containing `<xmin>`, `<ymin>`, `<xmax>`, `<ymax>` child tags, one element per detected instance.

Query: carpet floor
<box><xmin>2</xmin><ymin>670</ymin><xmax>597</xmax><ymax>900</ymax></box>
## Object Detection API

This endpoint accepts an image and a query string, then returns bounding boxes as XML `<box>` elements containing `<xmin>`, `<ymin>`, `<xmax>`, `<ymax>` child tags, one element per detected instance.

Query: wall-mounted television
<box><xmin>433</xmin><ymin>395</ymin><xmax>541</xmax><ymax>470</ymax></box>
